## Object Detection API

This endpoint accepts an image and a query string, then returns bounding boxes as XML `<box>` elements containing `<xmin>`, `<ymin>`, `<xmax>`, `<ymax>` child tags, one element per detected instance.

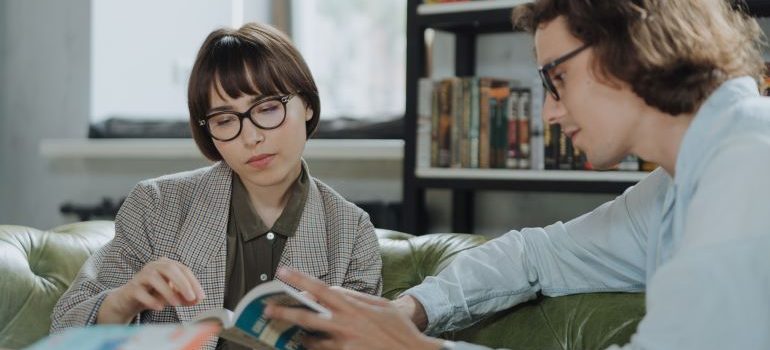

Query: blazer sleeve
<box><xmin>341</xmin><ymin>210</ymin><xmax>383</xmax><ymax>296</ymax></box>
<box><xmin>50</xmin><ymin>182</ymin><xmax>157</xmax><ymax>332</ymax></box>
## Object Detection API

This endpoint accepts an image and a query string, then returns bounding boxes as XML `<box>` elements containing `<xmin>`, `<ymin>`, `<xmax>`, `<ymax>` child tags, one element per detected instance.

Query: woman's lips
<box><xmin>246</xmin><ymin>154</ymin><xmax>275</xmax><ymax>169</ymax></box>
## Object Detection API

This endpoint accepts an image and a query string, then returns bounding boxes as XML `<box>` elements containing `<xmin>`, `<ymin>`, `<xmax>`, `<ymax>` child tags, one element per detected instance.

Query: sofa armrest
<box><xmin>0</xmin><ymin>221</ymin><xmax>115</xmax><ymax>349</ymax></box>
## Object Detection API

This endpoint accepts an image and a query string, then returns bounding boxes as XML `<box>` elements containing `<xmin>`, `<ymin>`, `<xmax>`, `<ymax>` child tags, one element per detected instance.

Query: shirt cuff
<box><xmin>401</xmin><ymin>276</ymin><xmax>455</xmax><ymax>336</ymax></box>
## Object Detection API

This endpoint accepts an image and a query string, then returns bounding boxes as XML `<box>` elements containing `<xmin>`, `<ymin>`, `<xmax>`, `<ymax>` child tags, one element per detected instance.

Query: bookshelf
<box><xmin>402</xmin><ymin>0</ymin><xmax>770</xmax><ymax>235</ymax></box>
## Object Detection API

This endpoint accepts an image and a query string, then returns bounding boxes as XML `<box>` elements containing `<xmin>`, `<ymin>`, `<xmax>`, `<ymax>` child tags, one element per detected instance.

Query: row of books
<box><xmin>415</xmin><ymin>76</ymin><xmax>652</xmax><ymax>172</ymax></box>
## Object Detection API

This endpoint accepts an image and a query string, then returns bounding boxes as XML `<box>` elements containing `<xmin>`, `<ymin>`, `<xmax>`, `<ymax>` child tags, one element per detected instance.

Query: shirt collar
<box><xmin>230</xmin><ymin>162</ymin><xmax>310</xmax><ymax>241</ymax></box>
<box><xmin>675</xmin><ymin>76</ymin><xmax>759</xmax><ymax>183</ymax></box>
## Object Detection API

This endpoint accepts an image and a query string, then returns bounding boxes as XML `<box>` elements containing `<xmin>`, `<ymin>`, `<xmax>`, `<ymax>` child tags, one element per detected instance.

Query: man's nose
<box><xmin>542</xmin><ymin>93</ymin><xmax>566</xmax><ymax>125</ymax></box>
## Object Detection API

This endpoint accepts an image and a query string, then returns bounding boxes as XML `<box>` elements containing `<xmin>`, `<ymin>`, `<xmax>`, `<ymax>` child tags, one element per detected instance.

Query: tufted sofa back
<box><xmin>0</xmin><ymin>222</ymin><xmax>645</xmax><ymax>350</ymax></box>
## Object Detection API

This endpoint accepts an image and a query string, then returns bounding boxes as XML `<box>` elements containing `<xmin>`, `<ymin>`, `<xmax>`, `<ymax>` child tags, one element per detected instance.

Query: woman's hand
<box><xmin>97</xmin><ymin>257</ymin><xmax>205</xmax><ymax>324</ymax></box>
<box><xmin>264</xmin><ymin>268</ymin><xmax>444</xmax><ymax>350</ymax></box>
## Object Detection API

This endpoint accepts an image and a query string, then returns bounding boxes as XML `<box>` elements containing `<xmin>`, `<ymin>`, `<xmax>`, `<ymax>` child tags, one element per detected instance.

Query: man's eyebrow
<box><xmin>206</xmin><ymin>95</ymin><xmax>266</xmax><ymax>115</ymax></box>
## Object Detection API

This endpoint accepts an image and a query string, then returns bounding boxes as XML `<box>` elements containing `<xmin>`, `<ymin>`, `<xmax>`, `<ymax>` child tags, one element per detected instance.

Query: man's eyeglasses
<box><xmin>537</xmin><ymin>44</ymin><xmax>590</xmax><ymax>101</ymax></box>
<box><xmin>198</xmin><ymin>93</ymin><xmax>297</xmax><ymax>141</ymax></box>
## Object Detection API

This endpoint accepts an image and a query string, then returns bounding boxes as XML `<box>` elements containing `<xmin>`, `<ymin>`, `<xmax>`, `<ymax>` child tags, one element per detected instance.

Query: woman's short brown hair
<box><xmin>188</xmin><ymin>22</ymin><xmax>320</xmax><ymax>161</ymax></box>
<box><xmin>512</xmin><ymin>0</ymin><xmax>766</xmax><ymax>115</ymax></box>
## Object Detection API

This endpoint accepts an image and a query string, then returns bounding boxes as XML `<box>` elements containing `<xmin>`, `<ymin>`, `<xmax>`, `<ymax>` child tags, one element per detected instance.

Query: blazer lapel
<box><xmin>279</xmin><ymin>177</ymin><xmax>329</xmax><ymax>282</ymax></box>
<box><xmin>174</xmin><ymin>162</ymin><xmax>231</xmax><ymax>322</ymax></box>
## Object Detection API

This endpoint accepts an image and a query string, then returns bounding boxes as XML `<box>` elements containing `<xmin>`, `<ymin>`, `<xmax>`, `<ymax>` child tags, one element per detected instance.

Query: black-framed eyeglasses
<box><xmin>198</xmin><ymin>93</ymin><xmax>297</xmax><ymax>141</ymax></box>
<box><xmin>537</xmin><ymin>44</ymin><xmax>590</xmax><ymax>101</ymax></box>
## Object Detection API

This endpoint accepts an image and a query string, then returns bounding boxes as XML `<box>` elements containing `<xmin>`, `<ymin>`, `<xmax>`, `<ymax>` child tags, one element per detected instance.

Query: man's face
<box><xmin>534</xmin><ymin>16</ymin><xmax>644</xmax><ymax>169</ymax></box>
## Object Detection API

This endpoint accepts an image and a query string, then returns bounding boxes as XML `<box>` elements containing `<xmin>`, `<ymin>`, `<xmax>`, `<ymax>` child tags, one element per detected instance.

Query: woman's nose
<box><xmin>240</xmin><ymin>117</ymin><xmax>265</xmax><ymax>145</ymax></box>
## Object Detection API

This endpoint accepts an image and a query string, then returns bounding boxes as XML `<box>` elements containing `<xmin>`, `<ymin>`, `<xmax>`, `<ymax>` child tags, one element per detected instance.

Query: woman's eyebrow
<box><xmin>206</xmin><ymin>94</ymin><xmax>268</xmax><ymax>114</ymax></box>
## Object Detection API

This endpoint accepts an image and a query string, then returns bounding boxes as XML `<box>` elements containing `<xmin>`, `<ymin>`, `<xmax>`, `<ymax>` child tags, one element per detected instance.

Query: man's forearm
<box><xmin>393</xmin><ymin>295</ymin><xmax>429</xmax><ymax>331</ymax></box>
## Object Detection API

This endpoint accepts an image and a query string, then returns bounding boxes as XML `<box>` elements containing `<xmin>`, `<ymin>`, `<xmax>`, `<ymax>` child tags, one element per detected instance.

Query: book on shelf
<box><xmin>191</xmin><ymin>279</ymin><xmax>331</xmax><ymax>350</ymax></box>
<box><xmin>415</xmin><ymin>75</ymin><xmax>644</xmax><ymax>173</ymax></box>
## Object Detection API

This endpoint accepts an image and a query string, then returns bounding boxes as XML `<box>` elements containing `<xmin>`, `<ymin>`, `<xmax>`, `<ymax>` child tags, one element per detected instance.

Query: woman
<box><xmin>51</xmin><ymin>23</ymin><xmax>382</xmax><ymax>350</ymax></box>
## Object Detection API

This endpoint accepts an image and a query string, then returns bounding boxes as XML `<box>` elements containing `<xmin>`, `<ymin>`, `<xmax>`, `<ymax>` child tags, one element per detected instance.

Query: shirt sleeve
<box><xmin>50</xmin><ymin>183</ymin><xmax>156</xmax><ymax>331</ymax></box>
<box><xmin>608</xmin><ymin>136</ymin><xmax>770</xmax><ymax>350</ymax></box>
<box><xmin>341</xmin><ymin>210</ymin><xmax>383</xmax><ymax>296</ymax></box>
<box><xmin>403</xmin><ymin>168</ymin><xmax>670</xmax><ymax>335</ymax></box>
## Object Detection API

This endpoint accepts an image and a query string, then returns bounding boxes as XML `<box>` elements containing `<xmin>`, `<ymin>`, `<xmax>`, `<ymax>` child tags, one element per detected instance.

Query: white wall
<box><xmin>1</xmin><ymin>0</ymin><xmax>92</xmax><ymax>227</ymax></box>
<box><xmin>0</xmin><ymin>0</ymin><xmax>7</xmax><ymax>220</ymax></box>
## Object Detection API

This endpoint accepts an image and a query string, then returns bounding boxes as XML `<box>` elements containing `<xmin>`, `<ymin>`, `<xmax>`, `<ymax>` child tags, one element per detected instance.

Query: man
<box><xmin>266</xmin><ymin>1</ymin><xmax>770</xmax><ymax>349</ymax></box>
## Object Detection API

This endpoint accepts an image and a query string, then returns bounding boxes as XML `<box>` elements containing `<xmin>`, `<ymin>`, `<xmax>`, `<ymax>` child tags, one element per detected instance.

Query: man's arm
<box><xmin>400</xmin><ymin>168</ymin><xmax>671</xmax><ymax>335</ymax></box>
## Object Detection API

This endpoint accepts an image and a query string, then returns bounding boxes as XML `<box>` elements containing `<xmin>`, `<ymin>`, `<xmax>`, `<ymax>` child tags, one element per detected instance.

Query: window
<box><xmin>90</xmin><ymin>0</ymin><xmax>266</xmax><ymax>122</ymax></box>
<box><xmin>292</xmin><ymin>0</ymin><xmax>406</xmax><ymax>120</ymax></box>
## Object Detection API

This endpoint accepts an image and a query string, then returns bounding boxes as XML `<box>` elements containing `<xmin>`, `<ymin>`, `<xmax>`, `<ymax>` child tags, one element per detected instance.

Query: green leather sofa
<box><xmin>0</xmin><ymin>221</ymin><xmax>645</xmax><ymax>349</ymax></box>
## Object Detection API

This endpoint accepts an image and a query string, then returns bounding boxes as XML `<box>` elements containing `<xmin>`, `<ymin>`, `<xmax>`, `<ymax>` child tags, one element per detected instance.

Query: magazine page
<box><xmin>232</xmin><ymin>291</ymin><xmax>309</xmax><ymax>350</ymax></box>
<box><xmin>25</xmin><ymin>323</ymin><xmax>220</xmax><ymax>350</ymax></box>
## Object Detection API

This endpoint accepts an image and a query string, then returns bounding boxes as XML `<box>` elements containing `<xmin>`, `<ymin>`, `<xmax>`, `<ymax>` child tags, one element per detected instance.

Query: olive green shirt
<box><xmin>218</xmin><ymin>166</ymin><xmax>309</xmax><ymax>350</ymax></box>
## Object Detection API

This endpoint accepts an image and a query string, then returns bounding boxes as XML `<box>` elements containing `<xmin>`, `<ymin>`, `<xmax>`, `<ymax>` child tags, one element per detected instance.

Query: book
<box><xmin>25</xmin><ymin>323</ymin><xmax>220</xmax><ymax>350</ymax></box>
<box><xmin>191</xmin><ymin>279</ymin><xmax>331</xmax><ymax>350</ymax></box>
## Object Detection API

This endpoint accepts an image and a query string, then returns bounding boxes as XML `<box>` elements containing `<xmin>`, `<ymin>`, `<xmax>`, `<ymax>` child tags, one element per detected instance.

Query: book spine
<box><xmin>517</xmin><ymin>89</ymin><xmax>531</xmax><ymax>170</ymax></box>
<box><xmin>437</xmin><ymin>79</ymin><xmax>452</xmax><ymax>167</ymax></box>
<box><xmin>416</xmin><ymin>78</ymin><xmax>433</xmax><ymax>169</ymax></box>
<box><xmin>506</xmin><ymin>90</ymin><xmax>520</xmax><ymax>169</ymax></box>
<box><xmin>529</xmin><ymin>78</ymin><xmax>545</xmax><ymax>170</ymax></box>
<box><xmin>469</xmin><ymin>77</ymin><xmax>480</xmax><ymax>168</ymax></box>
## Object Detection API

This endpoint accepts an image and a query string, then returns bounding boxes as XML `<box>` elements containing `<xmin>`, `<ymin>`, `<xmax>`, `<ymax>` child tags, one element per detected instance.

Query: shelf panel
<box><xmin>416</xmin><ymin>0</ymin><xmax>529</xmax><ymax>33</ymax></box>
<box><xmin>39</xmin><ymin>139</ymin><xmax>404</xmax><ymax>161</ymax></box>
<box><xmin>415</xmin><ymin>168</ymin><xmax>648</xmax><ymax>193</ymax></box>
<box><xmin>417</xmin><ymin>168</ymin><xmax>647</xmax><ymax>182</ymax></box>
<box><xmin>415</xmin><ymin>0</ymin><xmax>770</xmax><ymax>33</ymax></box>
<box><xmin>417</xmin><ymin>0</ymin><xmax>529</xmax><ymax>15</ymax></box>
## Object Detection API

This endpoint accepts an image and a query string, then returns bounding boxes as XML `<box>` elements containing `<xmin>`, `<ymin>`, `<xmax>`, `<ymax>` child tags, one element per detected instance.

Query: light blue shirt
<box><xmin>404</xmin><ymin>77</ymin><xmax>770</xmax><ymax>350</ymax></box>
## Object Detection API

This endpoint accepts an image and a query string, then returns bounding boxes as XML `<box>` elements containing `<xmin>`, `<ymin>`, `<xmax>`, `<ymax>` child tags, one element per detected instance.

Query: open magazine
<box><xmin>191</xmin><ymin>279</ymin><xmax>331</xmax><ymax>350</ymax></box>
<box><xmin>25</xmin><ymin>323</ymin><xmax>220</xmax><ymax>350</ymax></box>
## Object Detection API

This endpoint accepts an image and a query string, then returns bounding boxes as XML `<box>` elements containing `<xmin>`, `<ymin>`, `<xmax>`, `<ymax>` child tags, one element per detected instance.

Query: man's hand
<box><xmin>393</xmin><ymin>295</ymin><xmax>430</xmax><ymax>331</ymax></box>
<box><xmin>264</xmin><ymin>267</ymin><xmax>445</xmax><ymax>350</ymax></box>
<box><xmin>97</xmin><ymin>257</ymin><xmax>205</xmax><ymax>324</ymax></box>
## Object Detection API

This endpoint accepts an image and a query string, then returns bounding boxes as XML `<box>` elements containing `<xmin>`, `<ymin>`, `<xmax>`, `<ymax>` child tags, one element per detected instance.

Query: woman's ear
<box><xmin>305</xmin><ymin>107</ymin><xmax>314</xmax><ymax>121</ymax></box>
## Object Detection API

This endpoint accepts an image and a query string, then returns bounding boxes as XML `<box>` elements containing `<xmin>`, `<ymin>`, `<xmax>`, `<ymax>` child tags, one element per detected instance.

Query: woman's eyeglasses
<box><xmin>198</xmin><ymin>93</ymin><xmax>297</xmax><ymax>142</ymax></box>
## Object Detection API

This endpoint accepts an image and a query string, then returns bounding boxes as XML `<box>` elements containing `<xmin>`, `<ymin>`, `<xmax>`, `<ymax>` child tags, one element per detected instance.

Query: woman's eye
<box><xmin>258</xmin><ymin>105</ymin><xmax>279</xmax><ymax>113</ymax></box>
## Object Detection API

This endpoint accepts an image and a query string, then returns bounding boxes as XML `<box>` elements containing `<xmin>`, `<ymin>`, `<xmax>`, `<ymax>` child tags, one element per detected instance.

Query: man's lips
<box><xmin>564</xmin><ymin>129</ymin><xmax>580</xmax><ymax>139</ymax></box>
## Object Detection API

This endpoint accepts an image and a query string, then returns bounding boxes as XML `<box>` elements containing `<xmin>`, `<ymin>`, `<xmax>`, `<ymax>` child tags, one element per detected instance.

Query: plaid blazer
<box><xmin>51</xmin><ymin>161</ymin><xmax>382</xmax><ymax>348</ymax></box>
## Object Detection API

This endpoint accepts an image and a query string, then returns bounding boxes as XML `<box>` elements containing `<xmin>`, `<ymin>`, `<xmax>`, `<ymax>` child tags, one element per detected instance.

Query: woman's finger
<box><xmin>132</xmin><ymin>286</ymin><xmax>165</xmax><ymax>311</ymax></box>
<box><xmin>176</xmin><ymin>263</ymin><xmax>206</xmax><ymax>301</ymax></box>
<box><xmin>159</xmin><ymin>263</ymin><xmax>197</xmax><ymax>302</ymax></box>
<box><xmin>141</xmin><ymin>270</ymin><xmax>181</xmax><ymax>306</ymax></box>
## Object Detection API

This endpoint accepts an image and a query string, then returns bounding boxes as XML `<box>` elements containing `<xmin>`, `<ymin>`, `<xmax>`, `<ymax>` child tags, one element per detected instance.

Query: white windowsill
<box><xmin>39</xmin><ymin>138</ymin><xmax>405</xmax><ymax>161</ymax></box>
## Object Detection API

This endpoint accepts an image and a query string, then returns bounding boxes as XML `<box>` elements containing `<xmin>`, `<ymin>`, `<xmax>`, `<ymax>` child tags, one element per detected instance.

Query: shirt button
<box><xmin>266</xmin><ymin>232</ymin><xmax>275</xmax><ymax>240</ymax></box>
<box><xmin>260</xmin><ymin>273</ymin><xmax>268</xmax><ymax>281</ymax></box>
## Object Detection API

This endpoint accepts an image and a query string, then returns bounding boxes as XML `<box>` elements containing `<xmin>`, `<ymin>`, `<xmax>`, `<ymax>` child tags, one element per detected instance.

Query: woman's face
<box><xmin>535</xmin><ymin>16</ymin><xmax>646</xmax><ymax>170</ymax></box>
<box><xmin>208</xmin><ymin>84</ymin><xmax>313</xmax><ymax>189</ymax></box>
